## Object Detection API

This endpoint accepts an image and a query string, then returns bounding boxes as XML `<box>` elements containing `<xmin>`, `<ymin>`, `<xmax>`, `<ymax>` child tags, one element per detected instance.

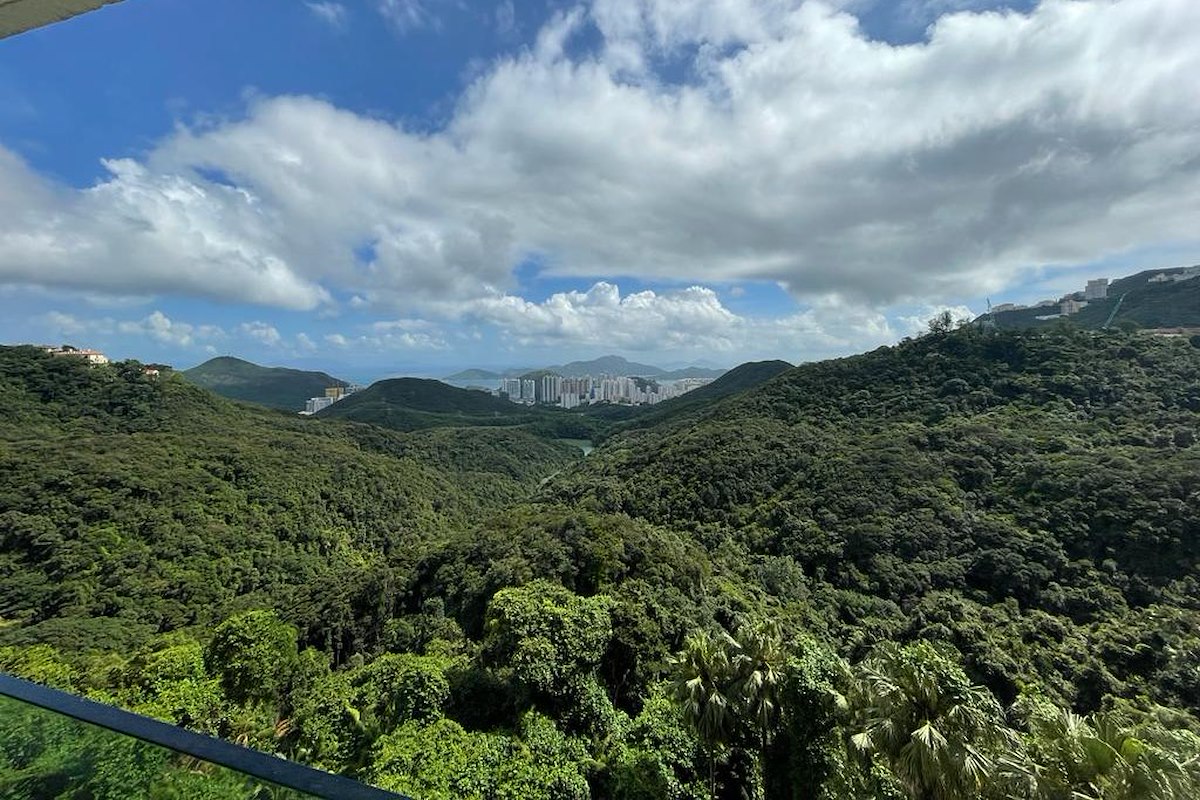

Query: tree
<box><xmin>203</xmin><ymin>610</ymin><xmax>299</xmax><ymax>707</ymax></box>
<box><xmin>928</xmin><ymin>311</ymin><xmax>956</xmax><ymax>335</ymax></box>
<box><xmin>1011</xmin><ymin>699</ymin><xmax>1200</xmax><ymax>800</ymax></box>
<box><xmin>669</xmin><ymin>621</ymin><xmax>791</xmax><ymax>799</ymax></box>
<box><xmin>670</xmin><ymin>629</ymin><xmax>737</xmax><ymax>799</ymax></box>
<box><xmin>847</xmin><ymin>641</ymin><xmax>1015</xmax><ymax>800</ymax></box>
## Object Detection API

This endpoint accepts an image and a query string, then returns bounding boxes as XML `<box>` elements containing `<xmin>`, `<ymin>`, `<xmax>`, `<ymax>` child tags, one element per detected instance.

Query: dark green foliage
<box><xmin>612</xmin><ymin>360</ymin><xmax>793</xmax><ymax>437</ymax></box>
<box><xmin>317</xmin><ymin>375</ymin><xmax>609</xmax><ymax>439</ymax></box>
<box><xmin>183</xmin><ymin>355</ymin><xmax>346</xmax><ymax>411</ymax></box>
<box><xmin>3</xmin><ymin>329</ymin><xmax>1200</xmax><ymax>799</ymax></box>
<box><xmin>323</xmin><ymin>377</ymin><xmax>515</xmax><ymax>417</ymax></box>
<box><xmin>0</xmin><ymin>346</ymin><xmax>575</xmax><ymax>662</ymax></box>
<box><xmin>550</xmin><ymin>328</ymin><xmax>1200</xmax><ymax>711</ymax></box>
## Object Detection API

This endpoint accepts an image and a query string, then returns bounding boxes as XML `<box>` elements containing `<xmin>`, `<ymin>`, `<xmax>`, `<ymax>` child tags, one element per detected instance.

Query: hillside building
<box><xmin>44</xmin><ymin>346</ymin><xmax>109</xmax><ymax>365</ymax></box>
<box><xmin>1085</xmin><ymin>279</ymin><xmax>1109</xmax><ymax>300</ymax></box>
<box><xmin>1149</xmin><ymin>266</ymin><xmax>1200</xmax><ymax>283</ymax></box>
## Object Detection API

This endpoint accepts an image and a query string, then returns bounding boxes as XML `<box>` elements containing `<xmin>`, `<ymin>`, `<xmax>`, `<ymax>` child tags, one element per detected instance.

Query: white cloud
<box><xmin>119</xmin><ymin>310</ymin><xmax>224</xmax><ymax>347</ymax></box>
<box><xmin>239</xmin><ymin>321</ymin><xmax>283</xmax><ymax>347</ymax></box>
<box><xmin>463</xmin><ymin>282</ymin><xmax>740</xmax><ymax>350</ymax></box>
<box><xmin>0</xmin><ymin>150</ymin><xmax>330</xmax><ymax>310</ymax></box>
<box><xmin>456</xmin><ymin>280</ymin><xmax>906</xmax><ymax>359</ymax></box>
<box><xmin>306</xmin><ymin>1</ymin><xmax>348</xmax><ymax>29</ymax></box>
<box><xmin>377</xmin><ymin>0</ymin><xmax>437</xmax><ymax>34</ymax></box>
<box><xmin>296</xmin><ymin>332</ymin><xmax>317</xmax><ymax>351</ymax></box>
<box><xmin>43</xmin><ymin>311</ymin><xmax>90</xmax><ymax>337</ymax></box>
<box><xmin>40</xmin><ymin>309</ymin><xmax>223</xmax><ymax>348</ymax></box>
<box><xmin>325</xmin><ymin>333</ymin><xmax>350</xmax><ymax>347</ymax></box>
<box><xmin>2</xmin><ymin>0</ymin><xmax>1199</xmax><ymax>325</ymax></box>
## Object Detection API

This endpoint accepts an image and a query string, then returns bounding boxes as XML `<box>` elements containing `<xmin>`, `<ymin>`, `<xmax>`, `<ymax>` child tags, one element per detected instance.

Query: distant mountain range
<box><xmin>989</xmin><ymin>266</ymin><xmax>1200</xmax><ymax>331</ymax></box>
<box><xmin>444</xmin><ymin>355</ymin><xmax>726</xmax><ymax>383</ymax></box>
<box><xmin>182</xmin><ymin>356</ymin><xmax>346</xmax><ymax>411</ymax></box>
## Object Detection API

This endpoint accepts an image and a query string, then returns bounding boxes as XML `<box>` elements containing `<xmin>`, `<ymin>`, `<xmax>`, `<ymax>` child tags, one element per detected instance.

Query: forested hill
<box><xmin>323</xmin><ymin>376</ymin><xmax>514</xmax><ymax>417</ymax></box>
<box><xmin>317</xmin><ymin>375</ymin><xmax>606</xmax><ymax>439</ymax></box>
<box><xmin>183</xmin><ymin>355</ymin><xmax>346</xmax><ymax>411</ymax></box>
<box><xmin>549</xmin><ymin>327</ymin><xmax>1200</xmax><ymax>708</ymax></box>
<box><xmin>610</xmin><ymin>358</ymin><xmax>793</xmax><ymax>434</ymax></box>
<box><xmin>4</xmin><ymin>334</ymin><xmax>1200</xmax><ymax>800</ymax></box>
<box><xmin>0</xmin><ymin>345</ymin><xmax>577</xmax><ymax>657</ymax></box>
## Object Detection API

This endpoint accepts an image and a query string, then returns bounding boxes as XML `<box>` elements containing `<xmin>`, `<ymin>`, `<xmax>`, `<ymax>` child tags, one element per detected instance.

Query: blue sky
<box><xmin>1</xmin><ymin>0</ymin><xmax>1197</xmax><ymax>380</ymax></box>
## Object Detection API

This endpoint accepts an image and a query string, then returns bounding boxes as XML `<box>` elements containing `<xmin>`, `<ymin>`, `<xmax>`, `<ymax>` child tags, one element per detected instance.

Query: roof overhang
<box><xmin>1</xmin><ymin>0</ymin><xmax>125</xmax><ymax>39</ymax></box>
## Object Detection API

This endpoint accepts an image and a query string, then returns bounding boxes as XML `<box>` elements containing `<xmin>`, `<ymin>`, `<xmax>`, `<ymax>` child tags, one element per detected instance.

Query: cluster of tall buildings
<box><xmin>301</xmin><ymin>384</ymin><xmax>363</xmax><ymax>415</ymax></box>
<box><xmin>498</xmin><ymin>373</ymin><xmax>710</xmax><ymax>408</ymax></box>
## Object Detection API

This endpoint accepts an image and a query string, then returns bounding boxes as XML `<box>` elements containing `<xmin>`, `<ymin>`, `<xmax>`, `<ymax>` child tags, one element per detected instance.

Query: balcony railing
<box><xmin>0</xmin><ymin>672</ymin><xmax>407</xmax><ymax>799</ymax></box>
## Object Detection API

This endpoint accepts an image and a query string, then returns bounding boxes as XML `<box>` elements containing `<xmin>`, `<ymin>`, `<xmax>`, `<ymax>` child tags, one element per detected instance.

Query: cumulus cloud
<box><xmin>457</xmin><ymin>281</ymin><xmax>906</xmax><ymax>358</ymax></box>
<box><xmin>463</xmin><ymin>282</ymin><xmax>740</xmax><ymax>350</ymax></box>
<box><xmin>0</xmin><ymin>150</ymin><xmax>330</xmax><ymax>309</ymax></box>
<box><xmin>2</xmin><ymin>0</ymin><xmax>1198</xmax><ymax>327</ymax></box>
<box><xmin>239</xmin><ymin>321</ymin><xmax>283</xmax><ymax>347</ymax></box>
<box><xmin>40</xmin><ymin>309</ymin><xmax>224</xmax><ymax>348</ymax></box>
<box><xmin>119</xmin><ymin>311</ymin><xmax>224</xmax><ymax>347</ymax></box>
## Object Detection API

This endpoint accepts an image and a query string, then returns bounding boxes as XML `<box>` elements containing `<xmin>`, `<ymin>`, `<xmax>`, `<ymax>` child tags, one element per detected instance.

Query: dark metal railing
<box><xmin>0</xmin><ymin>672</ymin><xmax>407</xmax><ymax>800</ymax></box>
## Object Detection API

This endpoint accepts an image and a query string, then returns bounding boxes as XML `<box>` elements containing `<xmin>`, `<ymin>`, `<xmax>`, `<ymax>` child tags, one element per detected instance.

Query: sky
<box><xmin>1</xmin><ymin>0</ymin><xmax>1198</xmax><ymax>381</ymax></box>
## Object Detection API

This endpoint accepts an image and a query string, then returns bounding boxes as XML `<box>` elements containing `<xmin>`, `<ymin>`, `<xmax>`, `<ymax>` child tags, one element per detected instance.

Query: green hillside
<box><xmin>0</xmin><ymin>346</ymin><xmax>576</xmax><ymax>656</ymax></box>
<box><xmin>992</xmin><ymin>266</ymin><xmax>1200</xmax><ymax>331</ymax></box>
<box><xmin>611</xmin><ymin>358</ymin><xmax>793</xmax><ymax>434</ymax></box>
<box><xmin>4</xmin><ymin>333</ymin><xmax>1200</xmax><ymax>800</ymax></box>
<box><xmin>182</xmin><ymin>356</ymin><xmax>345</xmax><ymax>411</ymax></box>
<box><xmin>548</xmin><ymin>328</ymin><xmax>1200</xmax><ymax>714</ymax></box>
<box><xmin>657</xmin><ymin>364</ymin><xmax>727</xmax><ymax>380</ymax></box>
<box><xmin>317</xmin><ymin>375</ymin><xmax>604</xmax><ymax>439</ymax></box>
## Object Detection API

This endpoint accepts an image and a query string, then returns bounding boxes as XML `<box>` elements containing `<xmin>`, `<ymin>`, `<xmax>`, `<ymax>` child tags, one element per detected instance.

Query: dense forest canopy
<box><xmin>2</xmin><ymin>328</ymin><xmax>1199</xmax><ymax>799</ymax></box>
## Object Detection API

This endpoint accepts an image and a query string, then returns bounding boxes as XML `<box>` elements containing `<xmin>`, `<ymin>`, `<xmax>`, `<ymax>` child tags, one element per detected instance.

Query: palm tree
<box><xmin>729</xmin><ymin>621</ymin><xmax>787</xmax><ymax>746</ymax></box>
<box><xmin>847</xmin><ymin>641</ymin><xmax>1015</xmax><ymax>800</ymax></box>
<box><xmin>670</xmin><ymin>621</ymin><xmax>791</xmax><ymax>799</ymax></box>
<box><xmin>1015</xmin><ymin>703</ymin><xmax>1198</xmax><ymax>800</ymax></box>
<box><xmin>669</xmin><ymin>629</ymin><xmax>737</xmax><ymax>799</ymax></box>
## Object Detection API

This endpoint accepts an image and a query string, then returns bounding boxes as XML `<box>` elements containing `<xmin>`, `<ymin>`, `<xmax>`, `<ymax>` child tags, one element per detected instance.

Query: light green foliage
<box><xmin>847</xmin><ymin>641</ymin><xmax>1016</xmax><ymax>800</ymax></box>
<box><xmin>114</xmin><ymin>641</ymin><xmax>227</xmax><ymax>734</ymax></box>
<box><xmin>351</xmin><ymin>652</ymin><xmax>453</xmax><ymax>731</ymax></box>
<box><xmin>1008</xmin><ymin>697</ymin><xmax>1200</xmax><ymax>799</ymax></box>
<box><xmin>369</xmin><ymin>715</ymin><xmax>589</xmax><ymax>800</ymax></box>
<box><xmin>0</xmin><ymin>644</ymin><xmax>77</xmax><ymax>690</ymax></box>
<box><xmin>204</xmin><ymin>610</ymin><xmax>299</xmax><ymax>707</ymax></box>
<box><xmin>484</xmin><ymin>580</ymin><xmax>613</xmax><ymax>702</ymax></box>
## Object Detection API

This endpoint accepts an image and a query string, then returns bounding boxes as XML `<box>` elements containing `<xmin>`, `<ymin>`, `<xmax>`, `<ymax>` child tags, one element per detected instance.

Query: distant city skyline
<box><xmin>2</xmin><ymin>0</ymin><xmax>1198</xmax><ymax>372</ymax></box>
